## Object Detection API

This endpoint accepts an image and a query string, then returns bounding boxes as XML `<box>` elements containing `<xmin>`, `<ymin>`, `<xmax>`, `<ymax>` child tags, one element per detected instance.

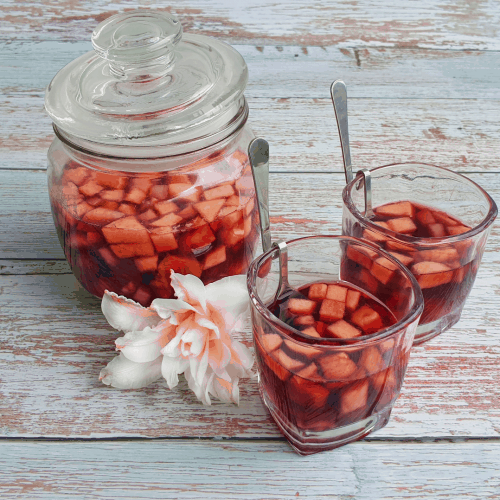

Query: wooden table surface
<box><xmin>1</xmin><ymin>1</ymin><xmax>500</xmax><ymax>498</ymax></box>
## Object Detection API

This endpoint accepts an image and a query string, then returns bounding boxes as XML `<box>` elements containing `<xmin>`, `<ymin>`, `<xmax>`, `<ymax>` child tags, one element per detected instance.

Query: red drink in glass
<box><xmin>342</xmin><ymin>163</ymin><xmax>497</xmax><ymax>344</ymax></box>
<box><xmin>248</xmin><ymin>236</ymin><xmax>423</xmax><ymax>455</ymax></box>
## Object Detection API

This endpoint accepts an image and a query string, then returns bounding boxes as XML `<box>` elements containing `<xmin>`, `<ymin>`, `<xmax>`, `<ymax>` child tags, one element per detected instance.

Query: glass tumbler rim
<box><xmin>342</xmin><ymin>162</ymin><xmax>498</xmax><ymax>245</ymax></box>
<box><xmin>247</xmin><ymin>234</ymin><xmax>424</xmax><ymax>348</ymax></box>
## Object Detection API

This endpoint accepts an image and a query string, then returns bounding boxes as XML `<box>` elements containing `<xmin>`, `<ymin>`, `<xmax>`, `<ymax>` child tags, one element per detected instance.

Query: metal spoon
<box><xmin>330</xmin><ymin>80</ymin><xmax>373</xmax><ymax>218</ymax></box>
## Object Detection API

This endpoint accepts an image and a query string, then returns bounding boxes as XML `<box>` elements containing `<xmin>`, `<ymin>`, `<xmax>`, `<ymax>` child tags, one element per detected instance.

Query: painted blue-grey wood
<box><xmin>1</xmin><ymin>440</ymin><xmax>499</xmax><ymax>499</ymax></box>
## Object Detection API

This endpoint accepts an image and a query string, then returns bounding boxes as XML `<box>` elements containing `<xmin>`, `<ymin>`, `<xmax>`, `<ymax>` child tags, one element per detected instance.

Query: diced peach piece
<box><xmin>203</xmin><ymin>183</ymin><xmax>235</xmax><ymax>200</ymax></box>
<box><xmin>301</xmin><ymin>327</ymin><xmax>322</xmax><ymax>338</ymax></box>
<box><xmin>326</xmin><ymin>320</ymin><xmax>362</xmax><ymax>339</ymax></box>
<box><xmin>158</xmin><ymin>255</ymin><xmax>202</xmax><ymax>278</ymax></box>
<box><xmin>447</xmin><ymin>225</ymin><xmax>470</xmax><ymax>236</ymax></box>
<box><xmin>260</xmin><ymin>333</ymin><xmax>282</xmax><ymax>352</ymax></box>
<box><xmin>288</xmin><ymin>298</ymin><xmax>317</xmax><ymax>315</ymax></box>
<box><xmin>150</xmin><ymin>227</ymin><xmax>178</xmax><ymax>252</ymax></box>
<box><xmin>346</xmin><ymin>289</ymin><xmax>361</xmax><ymax>311</ymax></box>
<box><xmin>110</xmin><ymin>241</ymin><xmax>155</xmax><ymax>259</ymax></box>
<box><xmin>155</xmin><ymin>200</ymin><xmax>178</xmax><ymax>215</ymax></box>
<box><xmin>94</xmin><ymin>172</ymin><xmax>128</xmax><ymax>190</ymax></box>
<box><xmin>359</xmin><ymin>269</ymin><xmax>379</xmax><ymax>294</ymax></box>
<box><xmin>351</xmin><ymin>305</ymin><xmax>383</xmax><ymax>332</ymax></box>
<box><xmin>86</xmin><ymin>196</ymin><xmax>102</xmax><ymax>208</ymax></box>
<box><xmin>167</xmin><ymin>172</ymin><xmax>194</xmax><ymax>184</ymax></box>
<box><xmin>262</xmin><ymin>351</ymin><xmax>291</xmax><ymax>381</ymax></box>
<box><xmin>289</xmin><ymin>375</ymin><xmax>330</xmax><ymax>407</ymax></box>
<box><xmin>138</xmin><ymin>209</ymin><xmax>158</xmax><ymax>222</ymax></box>
<box><xmin>284</xmin><ymin>339</ymin><xmax>323</xmax><ymax>359</ymax></box>
<box><xmin>64</xmin><ymin>167</ymin><xmax>89</xmax><ymax>186</ymax></box>
<box><xmin>226</xmin><ymin>194</ymin><xmax>242</xmax><ymax>206</ymax></box>
<box><xmin>319</xmin><ymin>299</ymin><xmax>345</xmax><ymax>322</ymax></box>
<box><xmin>296</xmin><ymin>363</ymin><xmax>322</xmax><ymax>382</ymax></box>
<box><xmin>101</xmin><ymin>190</ymin><xmax>125</xmax><ymax>202</ymax></box>
<box><xmin>411</xmin><ymin>261</ymin><xmax>454</xmax><ymax>289</ymax></box>
<box><xmin>203</xmin><ymin>245</ymin><xmax>226</xmax><ymax>270</ymax></box>
<box><xmin>364</xmin><ymin>221</ymin><xmax>390</xmax><ymax>242</ymax></box>
<box><xmin>294</xmin><ymin>315</ymin><xmax>315</xmax><ymax>326</ymax></box>
<box><xmin>341</xmin><ymin>380</ymin><xmax>369</xmax><ymax>415</ymax></box>
<box><xmin>235</xmin><ymin>174</ymin><xmax>254</xmax><ymax>194</ymax></box>
<box><xmin>125</xmin><ymin>187</ymin><xmax>147</xmax><ymax>205</ymax></box>
<box><xmin>87</xmin><ymin>231</ymin><xmax>103</xmax><ymax>246</ymax></box>
<box><xmin>185</xmin><ymin>216</ymin><xmax>206</xmax><ymax>230</ymax></box>
<box><xmin>243</xmin><ymin>216</ymin><xmax>252</xmax><ymax>237</ymax></box>
<box><xmin>130</xmin><ymin>177</ymin><xmax>152</xmax><ymax>194</ymax></box>
<box><xmin>118</xmin><ymin>203</ymin><xmax>136</xmax><ymax>215</ymax></box>
<box><xmin>150</xmin><ymin>212</ymin><xmax>183</xmax><ymax>227</ymax></box>
<box><xmin>178</xmin><ymin>205</ymin><xmax>197</xmax><ymax>220</ymax></box>
<box><xmin>385</xmin><ymin>240</ymin><xmax>415</xmax><ymax>252</ymax></box>
<box><xmin>151</xmin><ymin>185</ymin><xmax>170</xmax><ymax>200</ymax></box>
<box><xmin>388</xmin><ymin>251</ymin><xmax>413</xmax><ymax>267</ymax></box>
<box><xmin>219</xmin><ymin>207</ymin><xmax>242</xmax><ymax>227</ymax></box>
<box><xmin>419</xmin><ymin>248</ymin><xmax>459</xmax><ymax>263</ymax></box>
<box><xmin>453</xmin><ymin>265</ymin><xmax>467</xmax><ymax>283</ymax></box>
<box><xmin>99</xmin><ymin>247</ymin><xmax>119</xmax><ymax>268</ymax></box>
<box><xmin>346</xmin><ymin>245</ymin><xmax>378</xmax><ymax>270</ymax></box>
<box><xmin>433</xmin><ymin>210</ymin><xmax>459</xmax><ymax>226</ymax></box>
<box><xmin>371</xmin><ymin>257</ymin><xmax>397</xmax><ymax>285</ymax></box>
<box><xmin>379</xmin><ymin>338</ymin><xmax>395</xmax><ymax>353</ymax></box>
<box><xmin>169</xmin><ymin>183</ymin><xmax>201</xmax><ymax>202</ymax></box>
<box><xmin>318</xmin><ymin>352</ymin><xmax>357</xmax><ymax>380</ymax></box>
<box><xmin>274</xmin><ymin>349</ymin><xmax>305</xmax><ymax>373</ymax></box>
<box><xmin>62</xmin><ymin>182</ymin><xmax>82</xmax><ymax>204</ymax></box>
<box><xmin>102</xmin><ymin>216</ymin><xmax>150</xmax><ymax>244</ymax></box>
<box><xmin>101</xmin><ymin>201</ymin><xmax>120</xmax><ymax>211</ymax></box>
<box><xmin>136</xmin><ymin>255</ymin><xmax>158</xmax><ymax>273</ymax></box>
<box><xmin>416</xmin><ymin>209</ymin><xmax>436</xmax><ymax>226</ymax></box>
<box><xmin>428</xmin><ymin>223</ymin><xmax>446</xmax><ymax>237</ymax></box>
<box><xmin>194</xmin><ymin>199</ymin><xmax>225</xmax><ymax>223</ymax></box>
<box><xmin>243</xmin><ymin>198</ymin><xmax>255</xmax><ymax>217</ymax></box>
<box><xmin>371</xmin><ymin>367</ymin><xmax>397</xmax><ymax>392</ymax></box>
<box><xmin>308</xmin><ymin>283</ymin><xmax>327</xmax><ymax>300</ymax></box>
<box><xmin>359</xmin><ymin>346</ymin><xmax>385</xmax><ymax>375</ymax></box>
<box><xmin>375</xmin><ymin>201</ymin><xmax>414</xmax><ymax>218</ymax></box>
<box><xmin>76</xmin><ymin>202</ymin><xmax>93</xmax><ymax>218</ymax></box>
<box><xmin>386</xmin><ymin>217</ymin><xmax>417</xmax><ymax>234</ymax></box>
<box><xmin>83</xmin><ymin>208</ymin><xmax>124</xmax><ymax>225</ymax></box>
<box><xmin>315</xmin><ymin>321</ymin><xmax>326</xmax><ymax>334</ymax></box>
<box><xmin>222</xmin><ymin>225</ymin><xmax>245</xmax><ymax>247</ymax></box>
<box><xmin>184</xmin><ymin>224</ymin><xmax>216</xmax><ymax>249</ymax></box>
<box><xmin>326</xmin><ymin>284</ymin><xmax>348</xmax><ymax>302</ymax></box>
<box><xmin>79</xmin><ymin>180</ymin><xmax>104</xmax><ymax>197</ymax></box>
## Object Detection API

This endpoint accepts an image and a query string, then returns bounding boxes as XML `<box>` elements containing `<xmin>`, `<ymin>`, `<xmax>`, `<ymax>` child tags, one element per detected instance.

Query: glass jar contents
<box><xmin>45</xmin><ymin>11</ymin><xmax>259</xmax><ymax>304</ymax></box>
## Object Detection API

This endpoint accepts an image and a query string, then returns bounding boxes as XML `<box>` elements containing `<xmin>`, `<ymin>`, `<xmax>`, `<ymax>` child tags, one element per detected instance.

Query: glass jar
<box><xmin>45</xmin><ymin>11</ymin><xmax>260</xmax><ymax>305</ymax></box>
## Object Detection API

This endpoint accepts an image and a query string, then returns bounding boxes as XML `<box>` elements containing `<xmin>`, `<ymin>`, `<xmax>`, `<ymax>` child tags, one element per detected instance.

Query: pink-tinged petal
<box><xmin>170</xmin><ymin>271</ymin><xmax>207</xmax><ymax>313</ymax></box>
<box><xmin>196</xmin><ymin>316</ymin><xmax>221</xmax><ymax>339</ymax></box>
<box><xmin>99</xmin><ymin>353</ymin><xmax>162</xmax><ymax>389</ymax></box>
<box><xmin>150</xmin><ymin>299</ymin><xmax>197</xmax><ymax>322</ymax></box>
<box><xmin>161</xmin><ymin>356</ymin><xmax>189</xmax><ymax>389</ymax></box>
<box><xmin>230</xmin><ymin>340</ymin><xmax>255</xmax><ymax>375</ymax></box>
<box><xmin>212</xmin><ymin>376</ymin><xmax>240</xmax><ymax>405</ymax></box>
<box><xmin>208</xmin><ymin>339</ymin><xmax>232</xmax><ymax>377</ymax></box>
<box><xmin>193</xmin><ymin>349</ymin><xmax>209</xmax><ymax>388</ymax></box>
<box><xmin>102</xmin><ymin>291</ymin><xmax>160</xmax><ymax>333</ymax></box>
<box><xmin>205</xmin><ymin>275</ymin><xmax>250</xmax><ymax>330</ymax></box>
<box><xmin>116</xmin><ymin>322</ymin><xmax>176</xmax><ymax>363</ymax></box>
<box><xmin>185</xmin><ymin>367</ymin><xmax>214</xmax><ymax>405</ymax></box>
<box><xmin>180</xmin><ymin>326</ymin><xmax>208</xmax><ymax>358</ymax></box>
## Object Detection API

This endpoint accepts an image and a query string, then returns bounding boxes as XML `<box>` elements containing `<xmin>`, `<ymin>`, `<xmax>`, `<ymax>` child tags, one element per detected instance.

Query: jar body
<box><xmin>47</xmin><ymin>125</ymin><xmax>259</xmax><ymax>305</ymax></box>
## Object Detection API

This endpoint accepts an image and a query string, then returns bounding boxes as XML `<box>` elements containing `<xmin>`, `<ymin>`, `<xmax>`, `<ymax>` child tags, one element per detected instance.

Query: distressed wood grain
<box><xmin>0</xmin><ymin>171</ymin><xmax>498</xmax><ymax>439</ymax></box>
<box><xmin>4</xmin><ymin>41</ymin><xmax>500</xmax><ymax>100</ymax></box>
<box><xmin>1</xmin><ymin>0</ymin><xmax>499</xmax><ymax>50</ymax></box>
<box><xmin>1</xmin><ymin>440</ymin><xmax>499</xmax><ymax>499</ymax></box>
<box><xmin>2</xmin><ymin>97</ymin><xmax>500</xmax><ymax>173</ymax></box>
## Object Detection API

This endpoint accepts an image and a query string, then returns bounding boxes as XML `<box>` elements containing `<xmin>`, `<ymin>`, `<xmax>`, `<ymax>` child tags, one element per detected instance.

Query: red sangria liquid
<box><xmin>50</xmin><ymin>150</ymin><xmax>259</xmax><ymax>306</ymax></box>
<box><xmin>358</xmin><ymin>201</ymin><xmax>476</xmax><ymax>326</ymax></box>
<box><xmin>254</xmin><ymin>280</ymin><xmax>410</xmax><ymax>454</ymax></box>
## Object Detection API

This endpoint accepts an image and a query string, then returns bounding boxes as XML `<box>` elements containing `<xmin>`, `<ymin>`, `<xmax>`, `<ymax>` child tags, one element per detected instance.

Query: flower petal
<box><xmin>211</xmin><ymin>376</ymin><xmax>240</xmax><ymax>405</ymax></box>
<box><xmin>230</xmin><ymin>340</ymin><xmax>255</xmax><ymax>375</ymax></box>
<box><xmin>150</xmin><ymin>299</ymin><xmax>197</xmax><ymax>322</ymax></box>
<box><xmin>102</xmin><ymin>291</ymin><xmax>160</xmax><ymax>333</ymax></box>
<box><xmin>116</xmin><ymin>322</ymin><xmax>176</xmax><ymax>363</ymax></box>
<box><xmin>161</xmin><ymin>356</ymin><xmax>189</xmax><ymax>389</ymax></box>
<box><xmin>99</xmin><ymin>353</ymin><xmax>162</xmax><ymax>389</ymax></box>
<box><xmin>185</xmin><ymin>367</ymin><xmax>214</xmax><ymax>405</ymax></box>
<box><xmin>205</xmin><ymin>275</ymin><xmax>250</xmax><ymax>330</ymax></box>
<box><xmin>170</xmin><ymin>271</ymin><xmax>207</xmax><ymax>313</ymax></box>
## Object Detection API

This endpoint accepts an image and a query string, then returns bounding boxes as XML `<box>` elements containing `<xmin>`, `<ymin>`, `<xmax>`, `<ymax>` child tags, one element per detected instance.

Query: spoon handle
<box><xmin>248</xmin><ymin>138</ymin><xmax>272</xmax><ymax>253</ymax></box>
<box><xmin>330</xmin><ymin>80</ymin><xmax>354</xmax><ymax>184</ymax></box>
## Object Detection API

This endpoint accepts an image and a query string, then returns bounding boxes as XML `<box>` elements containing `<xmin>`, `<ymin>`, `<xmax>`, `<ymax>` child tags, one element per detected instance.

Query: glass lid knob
<box><xmin>91</xmin><ymin>10</ymin><xmax>182</xmax><ymax>79</ymax></box>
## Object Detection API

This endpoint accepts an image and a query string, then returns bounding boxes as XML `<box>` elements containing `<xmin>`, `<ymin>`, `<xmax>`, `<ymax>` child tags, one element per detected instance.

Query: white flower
<box><xmin>99</xmin><ymin>271</ymin><xmax>254</xmax><ymax>405</ymax></box>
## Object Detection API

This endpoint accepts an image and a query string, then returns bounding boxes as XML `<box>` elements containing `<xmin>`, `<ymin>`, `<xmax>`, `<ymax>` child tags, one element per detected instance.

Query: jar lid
<box><xmin>45</xmin><ymin>10</ymin><xmax>249</xmax><ymax>158</ymax></box>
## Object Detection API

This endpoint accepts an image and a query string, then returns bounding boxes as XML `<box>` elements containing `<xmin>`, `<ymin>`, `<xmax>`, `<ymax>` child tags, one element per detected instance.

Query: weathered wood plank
<box><xmin>0</xmin><ymin>440</ymin><xmax>499</xmax><ymax>499</ymax></box>
<box><xmin>2</xmin><ymin>97</ymin><xmax>500</xmax><ymax>172</ymax></box>
<box><xmin>1</xmin><ymin>0</ymin><xmax>499</xmax><ymax>50</ymax></box>
<box><xmin>0</xmin><ymin>171</ymin><xmax>498</xmax><ymax>260</ymax></box>
<box><xmin>4</xmin><ymin>41</ymin><xmax>500</xmax><ymax>100</ymax></box>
